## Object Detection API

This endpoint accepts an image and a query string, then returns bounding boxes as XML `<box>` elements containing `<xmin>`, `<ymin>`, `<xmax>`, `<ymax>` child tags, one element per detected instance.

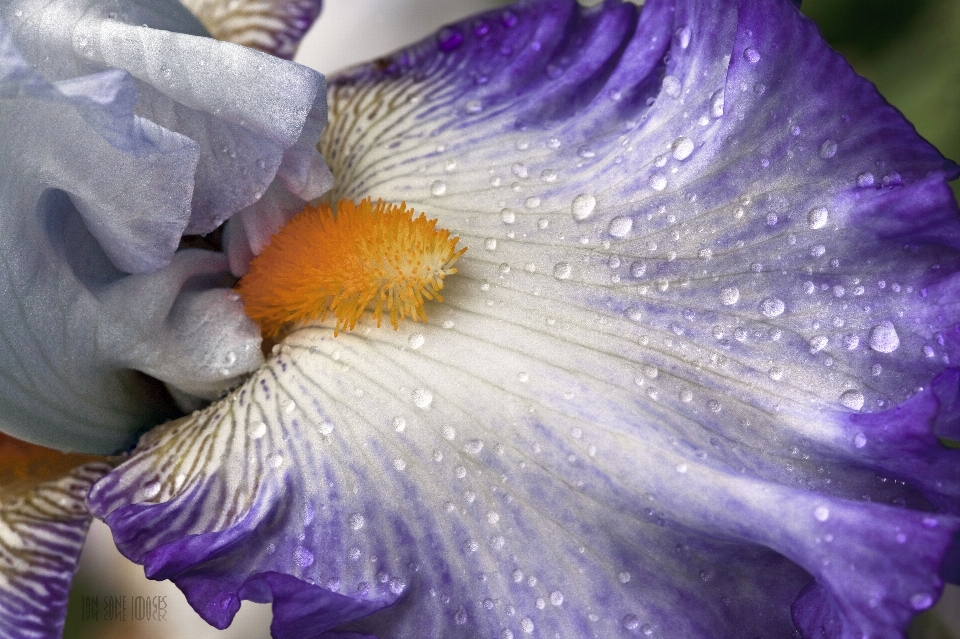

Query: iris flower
<box><xmin>2</xmin><ymin>0</ymin><xmax>959</xmax><ymax>638</ymax></box>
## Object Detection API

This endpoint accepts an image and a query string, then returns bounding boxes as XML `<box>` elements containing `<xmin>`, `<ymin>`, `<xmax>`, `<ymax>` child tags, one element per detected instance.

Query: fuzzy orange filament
<box><xmin>236</xmin><ymin>198</ymin><xmax>466</xmax><ymax>339</ymax></box>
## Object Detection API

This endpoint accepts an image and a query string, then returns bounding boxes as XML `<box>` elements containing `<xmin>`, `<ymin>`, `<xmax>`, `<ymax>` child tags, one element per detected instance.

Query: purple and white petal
<box><xmin>0</xmin><ymin>0</ymin><xmax>329</xmax><ymax>453</ymax></box>
<box><xmin>92</xmin><ymin>0</ymin><xmax>960</xmax><ymax>637</ymax></box>
<box><xmin>181</xmin><ymin>0</ymin><xmax>324</xmax><ymax>60</ymax></box>
<box><xmin>0</xmin><ymin>463</ymin><xmax>111</xmax><ymax>639</ymax></box>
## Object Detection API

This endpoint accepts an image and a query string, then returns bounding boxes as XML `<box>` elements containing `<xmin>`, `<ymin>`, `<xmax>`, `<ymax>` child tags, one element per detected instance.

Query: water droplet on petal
<box><xmin>413</xmin><ymin>388</ymin><xmax>434</xmax><ymax>408</ymax></box>
<box><xmin>409</xmin><ymin>333</ymin><xmax>425</xmax><ymax>349</ymax></box>
<box><xmin>840</xmin><ymin>390</ymin><xmax>864</xmax><ymax>410</ymax></box>
<box><xmin>609</xmin><ymin>216</ymin><xmax>633</xmax><ymax>238</ymax></box>
<box><xmin>760</xmin><ymin>297</ymin><xmax>785</xmax><ymax>317</ymax></box>
<box><xmin>649</xmin><ymin>174</ymin><xmax>667</xmax><ymax>191</ymax></box>
<box><xmin>348</xmin><ymin>513</ymin><xmax>365</xmax><ymax>530</ymax></box>
<box><xmin>819</xmin><ymin>140</ymin><xmax>838</xmax><ymax>159</ymax></box>
<box><xmin>857</xmin><ymin>172</ymin><xmax>875</xmax><ymax>187</ymax></box>
<box><xmin>549</xmin><ymin>591</ymin><xmax>564</xmax><ymax>606</ymax></box>
<box><xmin>710</xmin><ymin>89</ymin><xmax>725</xmax><ymax>117</ymax></box>
<box><xmin>553</xmin><ymin>262</ymin><xmax>572</xmax><ymax>280</ymax></box>
<box><xmin>744</xmin><ymin>48</ymin><xmax>761</xmax><ymax>63</ymax></box>
<box><xmin>142</xmin><ymin>481</ymin><xmax>161</xmax><ymax>499</ymax></box>
<box><xmin>294</xmin><ymin>546</ymin><xmax>314</xmax><ymax>567</ymax></box>
<box><xmin>853</xmin><ymin>432</ymin><xmax>867</xmax><ymax>448</ymax></box>
<box><xmin>249</xmin><ymin>422</ymin><xmax>267</xmax><ymax>439</ymax></box>
<box><xmin>807</xmin><ymin>207</ymin><xmax>829</xmax><ymax>229</ymax></box>
<box><xmin>623</xmin><ymin>614</ymin><xmax>640</xmax><ymax>630</ymax></box>
<box><xmin>814</xmin><ymin>506</ymin><xmax>830</xmax><ymax>522</ymax></box>
<box><xmin>485</xmin><ymin>238</ymin><xmax>498</xmax><ymax>250</ymax></box>
<box><xmin>318</xmin><ymin>421</ymin><xmax>334</xmax><ymax>435</ymax></box>
<box><xmin>662</xmin><ymin>75</ymin><xmax>681</xmax><ymax>98</ymax></box>
<box><xmin>869</xmin><ymin>321</ymin><xmax>900</xmax><ymax>353</ymax></box>
<box><xmin>571</xmin><ymin>194</ymin><xmax>597</xmax><ymax>221</ymax></box>
<box><xmin>501</xmin><ymin>208</ymin><xmax>516</xmax><ymax>224</ymax></box>
<box><xmin>430</xmin><ymin>180</ymin><xmax>447</xmax><ymax>196</ymax></box>
<box><xmin>672</xmin><ymin>136</ymin><xmax>694</xmax><ymax>160</ymax></box>
<box><xmin>720</xmin><ymin>286</ymin><xmax>740</xmax><ymax>305</ymax></box>
<box><xmin>911</xmin><ymin>593</ymin><xmax>933</xmax><ymax>611</ymax></box>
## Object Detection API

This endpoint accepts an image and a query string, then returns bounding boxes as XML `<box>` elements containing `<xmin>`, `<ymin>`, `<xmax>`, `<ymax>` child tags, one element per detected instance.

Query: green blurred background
<box><xmin>802</xmin><ymin>0</ymin><xmax>960</xmax><ymax>200</ymax></box>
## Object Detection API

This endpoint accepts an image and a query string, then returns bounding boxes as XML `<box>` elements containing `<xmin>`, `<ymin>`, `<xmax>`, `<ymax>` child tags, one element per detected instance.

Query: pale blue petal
<box><xmin>0</xmin><ymin>0</ymin><xmax>328</xmax><ymax>453</ymax></box>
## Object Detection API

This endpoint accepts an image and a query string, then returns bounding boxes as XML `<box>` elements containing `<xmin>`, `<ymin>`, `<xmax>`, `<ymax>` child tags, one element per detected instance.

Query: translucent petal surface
<box><xmin>0</xmin><ymin>463</ymin><xmax>111</xmax><ymax>639</ymax></box>
<box><xmin>181</xmin><ymin>0</ymin><xmax>324</xmax><ymax>60</ymax></box>
<box><xmin>0</xmin><ymin>0</ymin><xmax>329</xmax><ymax>453</ymax></box>
<box><xmin>91</xmin><ymin>0</ymin><xmax>960</xmax><ymax>637</ymax></box>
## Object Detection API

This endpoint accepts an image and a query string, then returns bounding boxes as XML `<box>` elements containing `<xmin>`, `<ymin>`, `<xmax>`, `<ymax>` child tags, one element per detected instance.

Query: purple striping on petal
<box><xmin>91</xmin><ymin>0</ymin><xmax>960</xmax><ymax>638</ymax></box>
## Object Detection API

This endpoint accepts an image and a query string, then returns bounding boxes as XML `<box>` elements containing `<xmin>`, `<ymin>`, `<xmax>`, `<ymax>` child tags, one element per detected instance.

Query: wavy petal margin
<box><xmin>0</xmin><ymin>462</ymin><xmax>111</xmax><ymax>639</ymax></box>
<box><xmin>94</xmin><ymin>0</ymin><xmax>960</xmax><ymax>637</ymax></box>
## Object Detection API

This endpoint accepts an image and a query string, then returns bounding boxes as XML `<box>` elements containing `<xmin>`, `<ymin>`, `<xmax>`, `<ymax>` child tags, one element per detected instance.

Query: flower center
<box><xmin>237</xmin><ymin>198</ymin><xmax>466</xmax><ymax>339</ymax></box>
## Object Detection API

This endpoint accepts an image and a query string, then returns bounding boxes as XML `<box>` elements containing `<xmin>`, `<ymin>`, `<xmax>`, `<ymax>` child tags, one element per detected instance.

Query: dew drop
<box><xmin>348</xmin><ymin>513</ymin><xmax>365</xmax><ymax>530</ymax></box>
<box><xmin>393</xmin><ymin>416</ymin><xmax>407</xmax><ymax>432</ymax></box>
<box><xmin>318</xmin><ymin>421</ymin><xmax>334</xmax><ymax>435</ymax></box>
<box><xmin>853</xmin><ymin>432</ymin><xmax>867</xmax><ymax>448</ymax></box>
<box><xmin>609</xmin><ymin>216</ymin><xmax>633</xmax><ymax>238</ymax></box>
<box><xmin>571</xmin><ymin>194</ymin><xmax>597</xmax><ymax>221</ymax></box>
<box><xmin>759</xmin><ymin>297</ymin><xmax>785</xmax><ymax>317</ymax></box>
<box><xmin>809</xmin><ymin>335</ymin><xmax>828</xmax><ymax>353</ymax></box>
<box><xmin>524</xmin><ymin>196</ymin><xmax>541</xmax><ymax>209</ymax></box>
<box><xmin>649</xmin><ymin>174</ymin><xmax>667</xmax><ymax>191</ymax></box>
<box><xmin>549</xmin><ymin>591</ymin><xmax>564</xmax><ymax>606</ymax></box>
<box><xmin>910</xmin><ymin>593</ymin><xmax>933</xmax><ymax>611</ymax></box>
<box><xmin>619</xmin><ymin>571</ymin><xmax>632</xmax><ymax>583</ymax></box>
<box><xmin>743</xmin><ymin>48</ymin><xmax>761</xmax><ymax>63</ymax></box>
<box><xmin>553</xmin><ymin>262</ymin><xmax>572</xmax><ymax>280</ymax></box>
<box><xmin>541</xmin><ymin>169</ymin><xmax>558</xmax><ymax>182</ymax></box>
<box><xmin>710</xmin><ymin>89</ymin><xmax>725</xmax><ymax>117</ymax></box>
<box><xmin>501</xmin><ymin>208</ymin><xmax>516</xmax><ymax>224</ymax></box>
<box><xmin>869</xmin><ymin>321</ymin><xmax>900</xmax><ymax>353</ymax></box>
<box><xmin>511</xmin><ymin>163</ymin><xmax>529</xmax><ymax>178</ymax></box>
<box><xmin>720</xmin><ymin>286</ymin><xmax>740</xmax><ymax>305</ymax></box>
<box><xmin>142</xmin><ymin>481</ymin><xmax>161</xmax><ymax>499</ymax></box>
<box><xmin>840</xmin><ymin>390</ymin><xmax>864</xmax><ymax>410</ymax></box>
<box><xmin>521</xmin><ymin>618</ymin><xmax>534</xmax><ymax>634</ymax></box>
<box><xmin>662</xmin><ymin>75</ymin><xmax>681</xmax><ymax>98</ymax></box>
<box><xmin>413</xmin><ymin>388</ymin><xmax>434</xmax><ymax>408</ymax></box>
<box><xmin>819</xmin><ymin>140</ymin><xmax>838</xmax><ymax>159</ymax></box>
<box><xmin>807</xmin><ymin>207</ymin><xmax>829</xmax><ymax>229</ymax></box>
<box><xmin>674</xmin><ymin>25</ymin><xmax>691</xmax><ymax>49</ymax></box>
<box><xmin>814</xmin><ymin>506</ymin><xmax>830</xmax><ymax>522</ymax></box>
<box><xmin>409</xmin><ymin>333</ymin><xmax>425</xmax><ymax>349</ymax></box>
<box><xmin>631</xmin><ymin>261</ymin><xmax>647</xmax><ymax>278</ymax></box>
<box><xmin>672</xmin><ymin>136</ymin><xmax>694</xmax><ymax>160</ymax></box>
<box><xmin>485</xmin><ymin>238</ymin><xmax>498</xmax><ymax>250</ymax></box>
<box><xmin>267</xmin><ymin>453</ymin><xmax>284</xmax><ymax>468</ymax></box>
<box><xmin>430</xmin><ymin>180</ymin><xmax>447</xmax><ymax>196</ymax></box>
<box><xmin>768</xmin><ymin>367</ymin><xmax>783</xmax><ymax>381</ymax></box>
<box><xmin>857</xmin><ymin>172</ymin><xmax>875</xmax><ymax>187</ymax></box>
<box><xmin>248</xmin><ymin>422</ymin><xmax>267</xmax><ymax>439</ymax></box>
<box><xmin>294</xmin><ymin>546</ymin><xmax>315</xmax><ymax>568</ymax></box>
<box><xmin>623</xmin><ymin>614</ymin><xmax>640</xmax><ymax>630</ymax></box>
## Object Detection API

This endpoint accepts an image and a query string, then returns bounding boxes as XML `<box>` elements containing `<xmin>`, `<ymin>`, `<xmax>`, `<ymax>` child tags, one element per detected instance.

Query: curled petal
<box><xmin>0</xmin><ymin>0</ymin><xmax>329</xmax><ymax>452</ymax></box>
<box><xmin>92</xmin><ymin>0</ymin><xmax>960</xmax><ymax>637</ymax></box>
